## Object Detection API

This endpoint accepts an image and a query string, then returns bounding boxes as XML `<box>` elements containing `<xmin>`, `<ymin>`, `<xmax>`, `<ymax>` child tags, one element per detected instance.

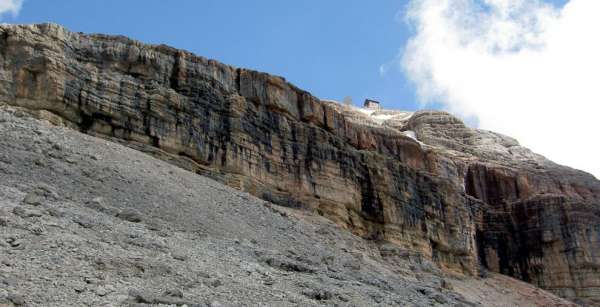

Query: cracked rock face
<box><xmin>0</xmin><ymin>23</ymin><xmax>599</xmax><ymax>305</ymax></box>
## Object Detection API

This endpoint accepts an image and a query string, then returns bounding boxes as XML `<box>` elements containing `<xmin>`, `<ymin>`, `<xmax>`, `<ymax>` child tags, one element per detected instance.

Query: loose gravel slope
<box><xmin>0</xmin><ymin>105</ymin><xmax>575</xmax><ymax>306</ymax></box>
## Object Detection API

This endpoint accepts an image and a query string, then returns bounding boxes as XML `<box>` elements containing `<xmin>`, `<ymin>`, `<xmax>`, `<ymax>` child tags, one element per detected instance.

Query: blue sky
<box><xmin>5</xmin><ymin>0</ymin><xmax>419</xmax><ymax>110</ymax></box>
<box><xmin>3</xmin><ymin>0</ymin><xmax>567</xmax><ymax>111</ymax></box>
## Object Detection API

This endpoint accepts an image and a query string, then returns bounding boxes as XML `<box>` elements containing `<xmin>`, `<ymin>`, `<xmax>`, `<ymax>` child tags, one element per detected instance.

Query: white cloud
<box><xmin>401</xmin><ymin>0</ymin><xmax>600</xmax><ymax>179</ymax></box>
<box><xmin>0</xmin><ymin>0</ymin><xmax>23</xmax><ymax>18</ymax></box>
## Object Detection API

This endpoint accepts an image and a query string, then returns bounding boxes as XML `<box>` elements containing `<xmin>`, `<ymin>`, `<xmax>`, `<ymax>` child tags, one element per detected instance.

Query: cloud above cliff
<box><xmin>400</xmin><ymin>0</ymin><xmax>600</xmax><ymax>178</ymax></box>
<box><xmin>0</xmin><ymin>0</ymin><xmax>22</xmax><ymax>18</ymax></box>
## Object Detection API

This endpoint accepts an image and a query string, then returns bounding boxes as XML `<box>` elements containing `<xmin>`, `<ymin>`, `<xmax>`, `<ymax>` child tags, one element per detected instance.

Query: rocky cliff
<box><xmin>0</xmin><ymin>23</ymin><xmax>599</xmax><ymax>305</ymax></box>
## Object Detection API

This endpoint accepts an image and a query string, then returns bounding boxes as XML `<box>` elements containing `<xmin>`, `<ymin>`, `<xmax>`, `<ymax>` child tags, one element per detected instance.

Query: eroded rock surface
<box><xmin>0</xmin><ymin>23</ymin><xmax>598</xmax><ymax>305</ymax></box>
<box><xmin>0</xmin><ymin>104</ymin><xmax>576</xmax><ymax>306</ymax></box>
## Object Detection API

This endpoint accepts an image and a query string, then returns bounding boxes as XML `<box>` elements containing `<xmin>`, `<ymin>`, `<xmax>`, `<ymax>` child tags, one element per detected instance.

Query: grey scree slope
<box><xmin>0</xmin><ymin>105</ymin><xmax>574</xmax><ymax>306</ymax></box>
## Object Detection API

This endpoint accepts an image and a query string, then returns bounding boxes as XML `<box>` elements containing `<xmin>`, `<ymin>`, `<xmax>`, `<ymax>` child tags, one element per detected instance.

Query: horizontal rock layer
<box><xmin>0</xmin><ymin>23</ymin><xmax>599</xmax><ymax>305</ymax></box>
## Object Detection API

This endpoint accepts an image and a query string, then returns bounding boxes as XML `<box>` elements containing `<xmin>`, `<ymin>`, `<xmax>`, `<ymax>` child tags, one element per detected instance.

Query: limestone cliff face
<box><xmin>406</xmin><ymin>112</ymin><xmax>600</xmax><ymax>304</ymax></box>
<box><xmin>0</xmin><ymin>23</ymin><xmax>599</xmax><ymax>305</ymax></box>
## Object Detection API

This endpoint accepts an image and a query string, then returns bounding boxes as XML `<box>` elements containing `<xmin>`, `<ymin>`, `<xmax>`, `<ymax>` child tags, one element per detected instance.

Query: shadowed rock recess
<box><xmin>1</xmin><ymin>23</ymin><xmax>599</xmax><ymax>305</ymax></box>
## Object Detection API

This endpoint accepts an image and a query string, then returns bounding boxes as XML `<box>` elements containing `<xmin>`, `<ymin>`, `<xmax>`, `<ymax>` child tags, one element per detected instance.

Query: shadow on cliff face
<box><xmin>466</xmin><ymin>163</ymin><xmax>600</xmax><ymax>304</ymax></box>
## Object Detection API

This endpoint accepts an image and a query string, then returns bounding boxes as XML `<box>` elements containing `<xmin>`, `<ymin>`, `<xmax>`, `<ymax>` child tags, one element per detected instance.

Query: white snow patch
<box><xmin>371</xmin><ymin>114</ymin><xmax>396</xmax><ymax>121</ymax></box>
<box><xmin>356</xmin><ymin>108</ymin><xmax>376</xmax><ymax>116</ymax></box>
<box><xmin>403</xmin><ymin>130</ymin><xmax>418</xmax><ymax>140</ymax></box>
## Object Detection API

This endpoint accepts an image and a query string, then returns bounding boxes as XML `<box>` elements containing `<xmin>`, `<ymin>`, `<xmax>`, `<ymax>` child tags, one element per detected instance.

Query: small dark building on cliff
<box><xmin>364</xmin><ymin>99</ymin><xmax>381</xmax><ymax>110</ymax></box>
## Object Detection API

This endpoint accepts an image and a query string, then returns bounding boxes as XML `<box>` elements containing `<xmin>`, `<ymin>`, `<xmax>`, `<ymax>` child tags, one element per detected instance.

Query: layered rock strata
<box><xmin>0</xmin><ymin>23</ymin><xmax>598</xmax><ymax>304</ymax></box>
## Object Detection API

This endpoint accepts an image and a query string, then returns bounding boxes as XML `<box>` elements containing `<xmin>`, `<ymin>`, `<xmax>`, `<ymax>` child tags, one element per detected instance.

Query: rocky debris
<box><xmin>452</xmin><ymin>272</ymin><xmax>579</xmax><ymax>307</ymax></box>
<box><xmin>0</xmin><ymin>23</ymin><xmax>596</xmax><ymax>305</ymax></box>
<box><xmin>46</xmin><ymin>207</ymin><xmax>65</xmax><ymax>218</ymax></box>
<box><xmin>171</xmin><ymin>252</ymin><xmax>189</xmax><ymax>262</ymax></box>
<box><xmin>301</xmin><ymin>289</ymin><xmax>334</xmax><ymax>301</ymax></box>
<box><xmin>28</xmin><ymin>224</ymin><xmax>45</xmax><ymax>236</ymax></box>
<box><xmin>72</xmin><ymin>215</ymin><xmax>96</xmax><ymax>229</ymax></box>
<box><xmin>163</xmin><ymin>289</ymin><xmax>184</xmax><ymax>299</ymax></box>
<box><xmin>261</xmin><ymin>255</ymin><xmax>317</xmax><ymax>274</ymax></box>
<box><xmin>343</xmin><ymin>258</ymin><xmax>362</xmax><ymax>271</ymax></box>
<box><xmin>127</xmin><ymin>289</ymin><xmax>193</xmax><ymax>306</ymax></box>
<box><xmin>205</xmin><ymin>279</ymin><xmax>223</xmax><ymax>288</ymax></box>
<box><xmin>116</xmin><ymin>208</ymin><xmax>143</xmax><ymax>223</ymax></box>
<box><xmin>94</xmin><ymin>285</ymin><xmax>114</xmax><ymax>297</ymax></box>
<box><xmin>0</xmin><ymin>210</ymin><xmax>9</xmax><ymax>227</ymax></box>
<box><xmin>5</xmin><ymin>237</ymin><xmax>23</xmax><ymax>249</ymax></box>
<box><xmin>21</xmin><ymin>193</ymin><xmax>43</xmax><ymax>206</ymax></box>
<box><xmin>20</xmin><ymin>184</ymin><xmax>59</xmax><ymax>207</ymax></box>
<box><xmin>12</xmin><ymin>206</ymin><xmax>43</xmax><ymax>218</ymax></box>
<box><xmin>6</xmin><ymin>293</ymin><xmax>26</xmax><ymax>306</ymax></box>
<box><xmin>0</xmin><ymin>105</ymin><xmax>576</xmax><ymax>306</ymax></box>
<box><xmin>84</xmin><ymin>197</ymin><xmax>119</xmax><ymax>216</ymax></box>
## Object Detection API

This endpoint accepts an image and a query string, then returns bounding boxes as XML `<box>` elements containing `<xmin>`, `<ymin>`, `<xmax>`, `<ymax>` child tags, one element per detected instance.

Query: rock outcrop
<box><xmin>0</xmin><ymin>23</ymin><xmax>598</xmax><ymax>305</ymax></box>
